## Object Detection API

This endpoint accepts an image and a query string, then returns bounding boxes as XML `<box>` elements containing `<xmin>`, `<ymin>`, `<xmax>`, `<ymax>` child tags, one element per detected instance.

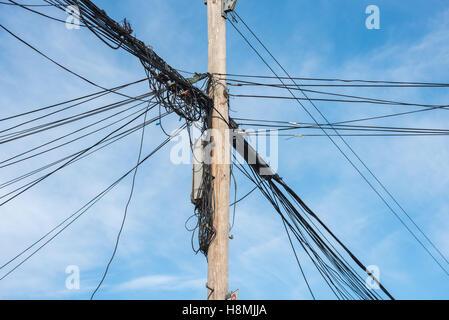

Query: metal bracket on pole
<box><xmin>231</xmin><ymin>131</ymin><xmax>276</xmax><ymax>178</ymax></box>
<box><xmin>222</xmin><ymin>0</ymin><xmax>238</xmax><ymax>19</ymax></box>
<box><xmin>226</xmin><ymin>289</ymin><xmax>239</xmax><ymax>300</ymax></box>
<box><xmin>204</xmin><ymin>0</ymin><xmax>238</xmax><ymax>19</ymax></box>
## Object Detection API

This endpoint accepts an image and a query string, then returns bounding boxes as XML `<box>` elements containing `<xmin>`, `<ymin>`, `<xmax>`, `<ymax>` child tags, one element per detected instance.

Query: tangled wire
<box><xmin>189</xmin><ymin>162</ymin><xmax>216</xmax><ymax>257</ymax></box>
<box><xmin>60</xmin><ymin>0</ymin><xmax>212</xmax><ymax>124</ymax></box>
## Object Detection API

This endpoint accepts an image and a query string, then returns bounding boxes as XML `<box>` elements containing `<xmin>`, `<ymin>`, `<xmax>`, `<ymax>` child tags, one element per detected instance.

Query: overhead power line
<box><xmin>230</xmin><ymin>93</ymin><xmax>449</xmax><ymax>109</ymax></box>
<box><xmin>230</xmin><ymin>11</ymin><xmax>449</xmax><ymax>277</ymax></box>
<box><xmin>0</xmin><ymin>109</ymin><xmax>171</xmax><ymax>192</ymax></box>
<box><xmin>0</xmin><ymin>125</ymin><xmax>185</xmax><ymax>282</ymax></box>
<box><xmin>90</xmin><ymin>103</ymin><xmax>151</xmax><ymax>299</ymax></box>
<box><xmin>0</xmin><ymin>78</ymin><xmax>147</xmax><ymax>123</ymax></box>
<box><xmin>0</xmin><ymin>98</ymin><xmax>157</xmax><ymax>169</ymax></box>
<box><xmin>0</xmin><ymin>24</ymin><xmax>149</xmax><ymax>102</ymax></box>
<box><xmin>232</xmin><ymin>158</ymin><xmax>393</xmax><ymax>300</ymax></box>
<box><xmin>216</xmin><ymin>73</ymin><xmax>449</xmax><ymax>87</ymax></box>
<box><xmin>0</xmin><ymin>1</ymin><xmax>53</xmax><ymax>7</ymax></box>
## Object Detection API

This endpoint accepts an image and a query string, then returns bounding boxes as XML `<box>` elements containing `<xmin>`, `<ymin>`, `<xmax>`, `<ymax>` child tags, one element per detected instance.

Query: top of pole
<box><xmin>205</xmin><ymin>0</ymin><xmax>238</xmax><ymax>19</ymax></box>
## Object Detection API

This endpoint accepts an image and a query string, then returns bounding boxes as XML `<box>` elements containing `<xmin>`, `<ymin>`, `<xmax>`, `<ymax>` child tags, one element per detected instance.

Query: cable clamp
<box><xmin>234</xmin><ymin>129</ymin><xmax>248</xmax><ymax>136</ymax></box>
<box><xmin>226</xmin><ymin>289</ymin><xmax>239</xmax><ymax>300</ymax></box>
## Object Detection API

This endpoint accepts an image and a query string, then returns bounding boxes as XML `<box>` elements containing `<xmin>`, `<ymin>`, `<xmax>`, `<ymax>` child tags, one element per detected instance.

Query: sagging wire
<box><xmin>90</xmin><ymin>102</ymin><xmax>150</xmax><ymax>299</ymax></box>
<box><xmin>0</xmin><ymin>122</ymin><xmax>186</xmax><ymax>282</ymax></box>
<box><xmin>229</xmin><ymin>11</ymin><xmax>449</xmax><ymax>277</ymax></box>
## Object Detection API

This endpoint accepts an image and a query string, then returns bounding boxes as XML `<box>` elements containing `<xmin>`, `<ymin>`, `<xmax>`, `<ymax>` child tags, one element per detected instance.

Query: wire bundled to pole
<box><xmin>185</xmin><ymin>76</ymin><xmax>235</xmax><ymax>257</ymax></box>
<box><xmin>188</xmin><ymin>161</ymin><xmax>216</xmax><ymax>257</ymax></box>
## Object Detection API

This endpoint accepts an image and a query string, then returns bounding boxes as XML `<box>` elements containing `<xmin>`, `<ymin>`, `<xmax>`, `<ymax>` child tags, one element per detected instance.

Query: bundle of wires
<box><xmin>188</xmin><ymin>162</ymin><xmax>216</xmax><ymax>257</ymax></box>
<box><xmin>42</xmin><ymin>0</ymin><xmax>212</xmax><ymax>124</ymax></box>
<box><xmin>235</xmin><ymin>161</ymin><xmax>394</xmax><ymax>300</ymax></box>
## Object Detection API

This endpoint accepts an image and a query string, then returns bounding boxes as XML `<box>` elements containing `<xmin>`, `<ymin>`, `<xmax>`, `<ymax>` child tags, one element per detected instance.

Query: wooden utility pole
<box><xmin>206</xmin><ymin>0</ymin><xmax>230</xmax><ymax>300</ymax></box>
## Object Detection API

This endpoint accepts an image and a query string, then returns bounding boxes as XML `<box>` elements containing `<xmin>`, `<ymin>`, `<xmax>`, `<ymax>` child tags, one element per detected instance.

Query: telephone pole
<box><xmin>206</xmin><ymin>0</ymin><xmax>230</xmax><ymax>300</ymax></box>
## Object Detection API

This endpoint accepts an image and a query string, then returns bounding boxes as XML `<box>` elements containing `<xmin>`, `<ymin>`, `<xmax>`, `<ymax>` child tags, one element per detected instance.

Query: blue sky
<box><xmin>0</xmin><ymin>0</ymin><xmax>449</xmax><ymax>299</ymax></box>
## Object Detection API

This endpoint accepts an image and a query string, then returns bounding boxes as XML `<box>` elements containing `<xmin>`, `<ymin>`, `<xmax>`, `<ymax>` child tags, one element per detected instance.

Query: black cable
<box><xmin>218</xmin><ymin>74</ymin><xmax>449</xmax><ymax>87</ymax></box>
<box><xmin>231</xmin><ymin>12</ymin><xmax>449</xmax><ymax>277</ymax></box>
<box><xmin>0</xmin><ymin>128</ymin><xmax>183</xmax><ymax>281</ymax></box>
<box><xmin>234</xmin><ymin>117</ymin><xmax>449</xmax><ymax>132</ymax></box>
<box><xmin>233</xmin><ymin>160</ymin><xmax>387</xmax><ymax>299</ymax></box>
<box><xmin>0</xmin><ymin>24</ymin><xmax>149</xmax><ymax>102</ymax></box>
<box><xmin>237</xmin><ymin>122</ymin><xmax>449</xmax><ymax>135</ymax></box>
<box><xmin>5</xmin><ymin>0</ymin><xmax>88</xmax><ymax>27</ymax></box>
<box><xmin>227</xmin><ymin>80</ymin><xmax>449</xmax><ymax>110</ymax></box>
<box><xmin>54</xmin><ymin>0</ymin><xmax>211</xmax><ymax>123</ymax></box>
<box><xmin>0</xmin><ymin>105</ymin><xmax>154</xmax><ymax>207</ymax></box>
<box><xmin>228</xmin><ymin>92</ymin><xmax>449</xmax><ymax>110</ymax></box>
<box><xmin>0</xmin><ymin>108</ymin><xmax>169</xmax><ymax>201</ymax></box>
<box><xmin>0</xmin><ymin>110</ymin><xmax>170</xmax><ymax>196</ymax></box>
<box><xmin>90</xmin><ymin>103</ymin><xmax>150</xmax><ymax>300</ymax></box>
<box><xmin>0</xmin><ymin>99</ymin><xmax>156</xmax><ymax>169</ymax></box>
<box><xmin>229</xmin><ymin>165</ymin><xmax>238</xmax><ymax>231</ymax></box>
<box><xmin>274</xmin><ymin>178</ymin><xmax>393</xmax><ymax>299</ymax></box>
<box><xmin>230</xmin><ymin>160</ymin><xmax>315</xmax><ymax>299</ymax></box>
<box><xmin>282</xmin><ymin>207</ymin><xmax>315</xmax><ymax>300</ymax></box>
<box><xmin>192</xmin><ymin>68</ymin><xmax>449</xmax><ymax>87</ymax></box>
<box><xmin>0</xmin><ymin>1</ymin><xmax>53</xmax><ymax>6</ymax></box>
<box><xmin>0</xmin><ymin>91</ymin><xmax>150</xmax><ymax>138</ymax></box>
<box><xmin>0</xmin><ymin>78</ymin><xmax>147</xmax><ymax>123</ymax></box>
<box><xmin>0</xmin><ymin>92</ymin><xmax>154</xmax><ymax>144</ymax></box>
<box><xmin>251</xmin><ymin>133</ymin><xmax>449</xmax><ymax>137</ymax></box>
<box><xmin>229</xmin><ymin>185</ymin><xmax>258</xmax><ymax>207</ymax></box>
